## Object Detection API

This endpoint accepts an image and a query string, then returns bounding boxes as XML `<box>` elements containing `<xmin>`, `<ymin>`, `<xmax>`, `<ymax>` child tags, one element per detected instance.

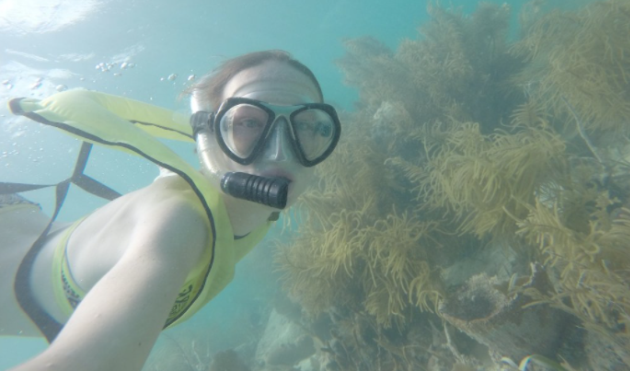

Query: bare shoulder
<box><xmin>140</xmin><ymin>174</ymin><xmax>206</xmax><ymax>218</ymax></box>
<box><xmin>81</xmin><ymin>173</ymin><xmax>207</xmax><ymax>242</ymax></box>
<box><xmin>17</xmin><ymin>177</ymin><xmax>212</xmax><ymax>371</ymax></box>
<box><xmin>67</xmin><ymin>174</ymin><xmax>209</xmax><ymax>290</ymax></box>
<box><xmin>133</xmin><ymin>175</ymin><xmax>210</xmax><ymax>254</ymax></box>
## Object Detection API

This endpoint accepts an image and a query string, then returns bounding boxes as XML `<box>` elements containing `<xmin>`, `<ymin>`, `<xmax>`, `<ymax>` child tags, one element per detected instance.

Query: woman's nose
<box><xmin>261</xmin><ymin>117</ymin><xmax>295</xmax><ymax>162</ymax></box>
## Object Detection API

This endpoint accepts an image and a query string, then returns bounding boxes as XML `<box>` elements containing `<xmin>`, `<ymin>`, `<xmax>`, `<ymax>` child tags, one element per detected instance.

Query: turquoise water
<box><xmin>0</xmin><ymin>0</ymin><xmax>601</xmax><ymax>370</ymax></box>
<box><xmin>0</xmin><ymin>0</ymin><xmax>433</xmax><ymax>216</ymax></box>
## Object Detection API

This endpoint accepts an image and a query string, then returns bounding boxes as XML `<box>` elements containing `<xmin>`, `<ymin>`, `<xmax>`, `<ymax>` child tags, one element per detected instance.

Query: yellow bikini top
<box><xmin>10</xmin><ymin>89</ymin><xmax>272</xmax><ymax>328</ymax></box>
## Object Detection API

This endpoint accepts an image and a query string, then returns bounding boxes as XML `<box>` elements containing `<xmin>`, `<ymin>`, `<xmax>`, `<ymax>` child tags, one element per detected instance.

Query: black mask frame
<box><xmin>191</xmin><ymin>97</ymin><xmax>341</xmax><ymax>167</ymax></box>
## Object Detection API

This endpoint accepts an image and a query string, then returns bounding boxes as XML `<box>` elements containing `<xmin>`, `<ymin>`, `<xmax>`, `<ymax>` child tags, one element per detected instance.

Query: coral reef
<box><xmin>275</xmin><ymin>1</ymin><xmax>630</xmax><ymax>370</ymax></box>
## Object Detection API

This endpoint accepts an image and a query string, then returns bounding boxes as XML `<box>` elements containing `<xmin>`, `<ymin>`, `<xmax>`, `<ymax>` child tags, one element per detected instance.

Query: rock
<box><xmin>209</xmin><ymin>349</ymin><xmax>250</xmax><ymax>371</ymax></box>
<box><xmin>266</xmin><ymin>335</ymin><xmax>314</xmax><ymax>367</ymax></box>
<box><xmin>439</xmin><ymin>264</ymin><xmax>582</xmax><ymax>365</ymax></box>
<box><xmin>255</xmin><ymin>309</ymin><xmax>315</xmax><ymax>370</ymax></box>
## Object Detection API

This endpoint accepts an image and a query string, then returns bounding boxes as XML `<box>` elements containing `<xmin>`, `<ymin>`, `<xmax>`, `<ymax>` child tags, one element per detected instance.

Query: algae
<box><xmin>275</xmin><ymin>1</ymin><xmax>630</xmax><ymax>370</ymax></box>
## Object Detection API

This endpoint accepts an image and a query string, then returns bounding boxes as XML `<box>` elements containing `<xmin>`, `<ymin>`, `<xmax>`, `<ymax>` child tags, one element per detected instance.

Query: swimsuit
<box><xmin>0</xmin><ymin>193</ymin><xmax>41</xmax><ymax>213</ymax></box>
<box><xmin>7</xmin><ymin>89</ymin><xmax>273</xmax><ymax>338</ymax></box>
<box><xmin>51</xmin><ymin>207</ymin><xmax>269</xmax><ymax>329</ymax></box>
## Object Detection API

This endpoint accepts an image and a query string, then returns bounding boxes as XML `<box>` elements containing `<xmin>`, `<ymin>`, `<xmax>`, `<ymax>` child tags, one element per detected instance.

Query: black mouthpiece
<box><xmin>220</xmin><ymin>172</ymin><xmax>289</xmax><ymax>209</ymax></box>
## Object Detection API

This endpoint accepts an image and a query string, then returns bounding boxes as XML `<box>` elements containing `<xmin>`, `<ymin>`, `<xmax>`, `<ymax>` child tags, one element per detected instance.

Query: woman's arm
<box><xmin>11</xmin><ymin>199</ymin><xmax>208</xmax><ymax>371</ymax></box>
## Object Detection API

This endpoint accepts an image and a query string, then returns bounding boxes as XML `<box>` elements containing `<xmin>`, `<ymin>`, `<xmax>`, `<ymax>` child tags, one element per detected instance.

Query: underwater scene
<box><xmin>1</xmin><ymin>0</ymin><xmax>630</xmax><ymax>370</ymax></box>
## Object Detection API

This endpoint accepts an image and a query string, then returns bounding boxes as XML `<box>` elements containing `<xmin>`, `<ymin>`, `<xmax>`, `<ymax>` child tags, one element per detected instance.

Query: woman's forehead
<box><xmin>222</xmin><ymin>61</ymin><xmax>321</xmax><ymax>104</ymax></box>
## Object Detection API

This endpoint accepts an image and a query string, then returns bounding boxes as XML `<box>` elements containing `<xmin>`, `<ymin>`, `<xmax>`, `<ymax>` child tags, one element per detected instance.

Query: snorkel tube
<box><xmin>192</xmin><ymin>112</ymin><xmax>290</xmax><ymax>209</ymax></box>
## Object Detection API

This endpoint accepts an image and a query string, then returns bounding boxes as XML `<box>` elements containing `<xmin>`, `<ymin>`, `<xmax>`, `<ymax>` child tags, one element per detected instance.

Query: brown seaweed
<box><xmin>274</xmin><ymin>1</ymin><xmax>630</xmax><ymax>370</ymax></box>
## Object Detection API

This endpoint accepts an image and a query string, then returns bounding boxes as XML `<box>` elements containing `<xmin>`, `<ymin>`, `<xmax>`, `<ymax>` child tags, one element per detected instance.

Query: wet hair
<box><xmin>189</xmin><ymin>50</ymin><xmax>323</xmax><ymax>111</ymax></box>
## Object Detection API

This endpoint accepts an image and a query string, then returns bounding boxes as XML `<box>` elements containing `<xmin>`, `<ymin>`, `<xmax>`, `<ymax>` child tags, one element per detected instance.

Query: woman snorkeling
<box><xmin>0</xmin><ymin>50</ymin><xmax>340</xmax><ymax>371</ymax></box>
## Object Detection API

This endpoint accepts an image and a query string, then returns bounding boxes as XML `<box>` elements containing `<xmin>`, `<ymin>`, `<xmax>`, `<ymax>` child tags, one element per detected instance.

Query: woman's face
<box><xmin>215</xmin><ymin>60</ymin><xmax>322</xmax><ymax>207</ymax></box>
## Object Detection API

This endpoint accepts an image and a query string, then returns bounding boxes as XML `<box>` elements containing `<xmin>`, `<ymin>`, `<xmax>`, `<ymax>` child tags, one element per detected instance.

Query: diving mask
<box><xmin>193</xmin><ymin>97</ymin><xmax>341</xmax><ymax>167</ymax></box>
<box><xmin>190</xmin><ymin>97</ymin><xmax>341</xmax><ymax>209</ymax></box>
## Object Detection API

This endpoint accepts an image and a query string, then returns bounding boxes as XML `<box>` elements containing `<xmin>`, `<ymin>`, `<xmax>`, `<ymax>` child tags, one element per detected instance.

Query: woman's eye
<box><xmin>297</xmin><ymin>121</ymin><xmax>332</xmax><ymax>137</ymax></box>
<box><xmin>239</xmin><ymin>119</ymin><xmax>263</xmax><ymax>129</ymax></box>
<box><xmin>317</xmin><ymin>122</ymin><xmax>332</xmax><ymax>137</ymax></box>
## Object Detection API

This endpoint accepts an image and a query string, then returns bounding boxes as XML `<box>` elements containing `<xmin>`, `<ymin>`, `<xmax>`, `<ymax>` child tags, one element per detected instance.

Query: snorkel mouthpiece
<box><xmin>221</xmin><ymin>172</ymin><xmax>289</xmax><ymax>209</ymax></box>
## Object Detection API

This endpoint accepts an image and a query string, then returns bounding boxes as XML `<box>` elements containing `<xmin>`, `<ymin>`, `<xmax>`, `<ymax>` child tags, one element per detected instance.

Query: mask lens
<box><xmin>293</xmin><ymin>109</ymin><xmax>337</xmax><ymax>161</ymax></box>
<box><xmin>219</xmin><ymin>104</ymin><xmax>270</xmax><ymax>159</ymax></box>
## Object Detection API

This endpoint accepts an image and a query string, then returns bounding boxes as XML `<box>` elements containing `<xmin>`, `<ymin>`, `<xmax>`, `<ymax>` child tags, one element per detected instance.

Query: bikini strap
<box><xmin>11</xmin><ymin>142</ymin><xmax>120</xmax><ymax>343</ymax></box>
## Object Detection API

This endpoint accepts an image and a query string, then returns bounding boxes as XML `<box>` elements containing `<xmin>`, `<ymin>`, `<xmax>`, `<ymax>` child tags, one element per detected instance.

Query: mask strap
<box><xmin>190</xmin><ymin>111</ymin><xmax>214</xmax><ymax>139</ymax></box>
